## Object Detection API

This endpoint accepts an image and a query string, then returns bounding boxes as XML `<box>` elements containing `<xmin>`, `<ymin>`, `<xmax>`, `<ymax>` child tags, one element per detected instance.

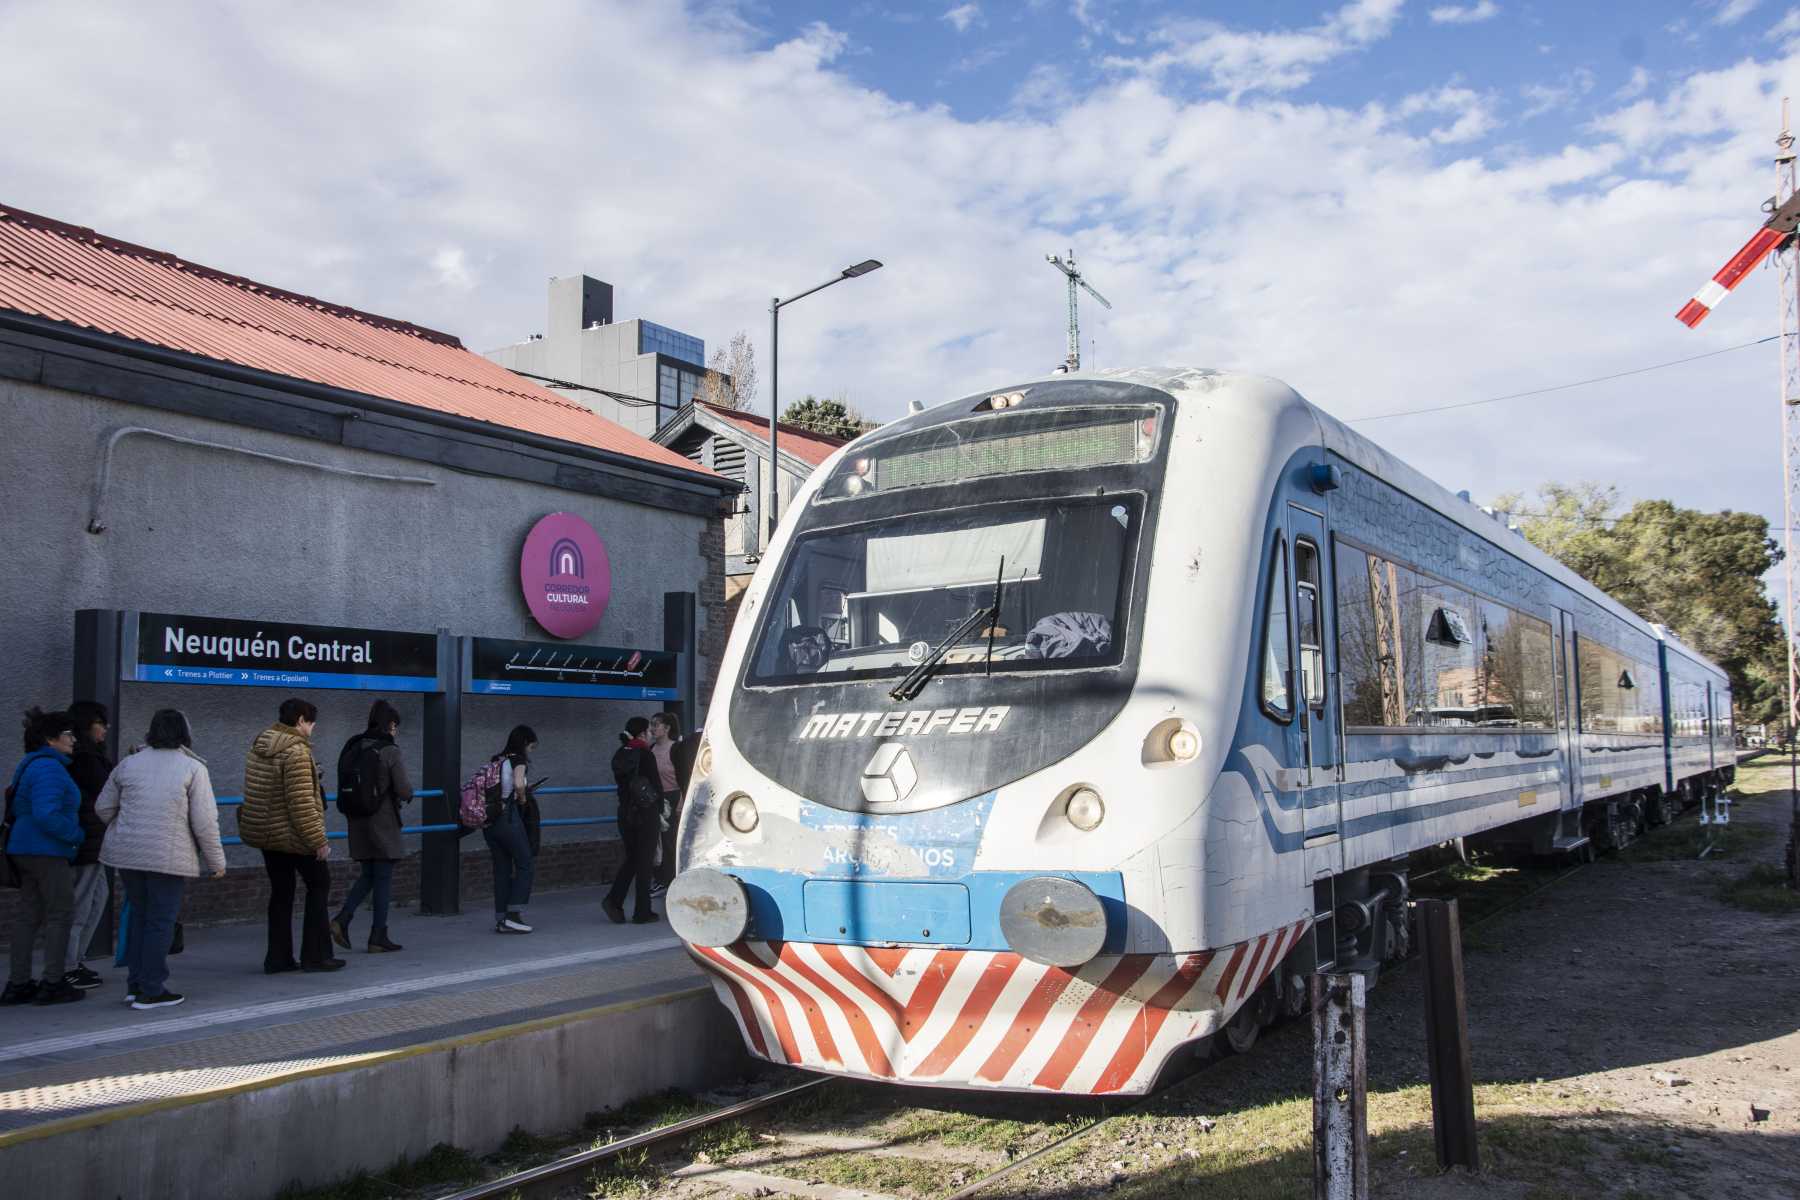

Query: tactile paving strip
<box><xmin>0</xmin><ymin>949</ymin><xmax>705</xmax><ymax>1134</ymax></box>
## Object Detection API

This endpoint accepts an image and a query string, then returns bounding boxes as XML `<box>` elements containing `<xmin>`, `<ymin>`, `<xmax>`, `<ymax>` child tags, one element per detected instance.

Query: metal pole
<box><xmin>768</xmin><ymin>297</ymin><xmax>780</xmax><ymax>536</ymax></box>
<box><xmin>418</xmin><ymin>630</ymin><xmax>463</xmax><ymax>914</ymax></box>
<box><xmin>1418</xmin><ymin>897</ymin><xmax>1480</xmax><ymax>1171</ymax></box>
<box><xmin>1777</xmin><ymin>100</ymin><xmax>1800</xmax><ymax>888</ymax></box>
<box><xmin>1312</xmin><ymin>972</ymin><xmax>1368</xmax><ymax>1200</ymax></box>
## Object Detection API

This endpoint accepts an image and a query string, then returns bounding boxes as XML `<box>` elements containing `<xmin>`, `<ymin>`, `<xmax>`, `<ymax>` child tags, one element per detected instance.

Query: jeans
<box><xmin>67</xmin><ymin>863</ymin><xmax>109</xmax><ymax>965</ymax></box>
<box><xmin>262</xmin><ymin>850</ymin><xmax>333</xmax><ymax>968</ymax></box>
<box><xmin>121</xmin><ymin>870</ymin><xmax>185</xmax><ymax>997</ymax></box>
<box><xmin>655</xmin><ymin>791</ymin><xmax>680</xmax><ymax>888</ymax></box>
<box><xmin>337</xmin><ymin>860</ymin><xmax>394</xmax><ymax>928</ymax></box>
<box><xmin>8</xmin><ymin>855</ymin><xmax>73</xmax><ymax>984</ymax></box>
<box><xmin>482</xmin><ymin>806</ymin><xmax>534</xmax><ymax>916</ymax></box>
<box><xmin>606</xmin><ymin>813</ymin><xmax>660</xmax><ymax>921</ymax></box>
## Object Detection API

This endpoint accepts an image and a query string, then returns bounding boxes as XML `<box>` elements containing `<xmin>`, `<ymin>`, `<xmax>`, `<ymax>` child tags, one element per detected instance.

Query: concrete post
<box><xmin>418</xmin><ymin>631</ymin><xmax>462</xmax><ymax>914</ymax></box>
<box><xmin>72</xmin><ymin>609</ymin><xmax>125</xmax><ymax>959</ymax></box>
<box><xmin>664</xmin><ymin>591</ymin><xmax>697</xmax><ymax>734</ymax></box>
<box><xmin>1418</xmin><ymin>897</ymin><xmax>1480</xmax><ymax>1171</ymax></box>
<box><xmin>1312</xmin><ymin>971</ymin><xmax>1368</xmax><ymax>1200</ymax></box>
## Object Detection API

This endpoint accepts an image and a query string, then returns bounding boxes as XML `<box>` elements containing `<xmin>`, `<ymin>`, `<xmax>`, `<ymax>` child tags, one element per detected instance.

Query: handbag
<box><xmin>169</xmin><ymin>921</ymin><xmax>185</xmax><ymax>955</ymax></box>
<box><xmin>0</xmin><ymin>783</ymin><xmax>20</xmax><ymax>890</ymax></box>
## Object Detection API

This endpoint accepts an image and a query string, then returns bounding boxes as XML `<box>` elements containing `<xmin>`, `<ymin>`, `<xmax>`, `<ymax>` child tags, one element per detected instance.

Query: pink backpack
<box><xmin>459</xmin><ymin>758</ymin><xmax>504</xmax><ymax>829</ymax></box>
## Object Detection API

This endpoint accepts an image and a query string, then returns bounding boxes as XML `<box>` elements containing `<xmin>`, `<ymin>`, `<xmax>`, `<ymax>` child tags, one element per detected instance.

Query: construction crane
<box><xmin>1672</xmin><ymin>98</ymin><xmax>1800</xmax><ymax>888</ymax></box>
<box><xmin>1046</xmin><ymin>249</ymin><xmax>1111</xmax><ymax>372</ymax></box>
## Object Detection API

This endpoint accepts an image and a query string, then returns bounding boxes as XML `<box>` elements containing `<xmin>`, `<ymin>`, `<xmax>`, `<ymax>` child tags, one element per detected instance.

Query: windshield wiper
<box><xmin>889</xmin><ymin>602</ymin><xmax>995</xmax><ymax>702</ymax></box>
<box><xmin>984</xmin><ymin>556</ymin><xmax>1007</xmax><ymax>676</ymax></box>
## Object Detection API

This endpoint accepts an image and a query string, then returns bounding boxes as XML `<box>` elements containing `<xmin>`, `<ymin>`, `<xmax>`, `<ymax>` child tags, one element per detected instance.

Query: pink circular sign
<box><xmin>520</xmin><ymin>512</ymin><xmax>611</xmax><ymax>639</ymax></box>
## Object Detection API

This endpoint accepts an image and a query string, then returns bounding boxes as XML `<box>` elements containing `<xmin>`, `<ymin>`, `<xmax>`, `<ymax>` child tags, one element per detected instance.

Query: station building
<box><xmin>0</xmin><ymin>203</ymin><xmax>740</xmax><ymax>928</ymax></box>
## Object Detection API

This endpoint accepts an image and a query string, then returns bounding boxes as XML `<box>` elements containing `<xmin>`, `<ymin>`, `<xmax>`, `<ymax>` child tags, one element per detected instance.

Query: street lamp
<box><xmin>768</xmin><ymin>259</ymin><xmax>883</xmax><ymax>534</ymax></box>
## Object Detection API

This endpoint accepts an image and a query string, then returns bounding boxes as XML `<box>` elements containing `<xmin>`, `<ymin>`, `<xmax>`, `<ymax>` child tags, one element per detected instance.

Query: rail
<box><xmin>213</xmin><ymin>785</ymin><xmax>619</xmax><ymax>846</ymax></box>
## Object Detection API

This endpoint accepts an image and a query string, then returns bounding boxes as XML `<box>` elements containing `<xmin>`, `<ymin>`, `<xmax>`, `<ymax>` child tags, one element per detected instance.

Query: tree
<box><xmin>1491</xmin><ymin>482</ymin><xmax>1788</xmax><ymax>723</ymax></box>
<box><xmin>782</xmin><ymin>394</ymin><xmax>867</xmax><ymax>440</ymax></box>
<box><xmin>700</xmin><ymin>331</ymin><xmax>757</xmax><ymax>411</ymax></box>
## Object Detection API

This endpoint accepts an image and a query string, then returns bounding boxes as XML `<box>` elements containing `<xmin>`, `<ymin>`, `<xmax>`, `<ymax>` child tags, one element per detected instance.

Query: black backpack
<box><xmin>610</xmin><ymin>745</ymin><xmax>663</xmax><ymax>815</ymax></box>
<box><xmin>336</xmin><ymin>736</ymin><xmax>385</xmax><ymax>820</ymax></box>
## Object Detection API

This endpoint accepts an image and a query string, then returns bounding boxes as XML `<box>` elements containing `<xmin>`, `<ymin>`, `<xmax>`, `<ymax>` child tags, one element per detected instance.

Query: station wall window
<box><xmin>1335</xmin><ymin>540</ymin><xmax>1555</xmax><ymax>730</ymax></box>
<box><xmin>1576</xmin><ymin>638</ymin><xmax>1662</xmax><ymax>735</ymax></box>
<box><xmin>1261</xmin><ymin>540</ymin><xmax>1293</xmax><ymax>720</ymax></box>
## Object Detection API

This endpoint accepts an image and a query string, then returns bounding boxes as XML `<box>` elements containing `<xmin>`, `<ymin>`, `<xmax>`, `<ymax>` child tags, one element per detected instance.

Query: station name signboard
<box><xmin>466</xmin><ymin>637</ymin><xmax>678</xmax><ymax>700</ymax></box>
<box><xmin>132</xmin><ymin>613</ymin><xmax>440</xmax><ymax>692</ymax></box>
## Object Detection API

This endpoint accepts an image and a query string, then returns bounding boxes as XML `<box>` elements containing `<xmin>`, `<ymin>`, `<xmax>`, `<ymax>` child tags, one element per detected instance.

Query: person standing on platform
<box><xmin>2</xmin><ymin>709</ymin><xmax>85</xmax><ymax>1006</ymax></box>
<box><xmin>604</xmin><ymin>717</ymin><xmax>662</xmax><ymax>925</ymax></box>
<box><xmin>330</xmin><ymin>700</ymin><xmax>412</xmax><ymax>954</ymax></box>
<box><xmin>240</xmin><ymin>698</ymin><xmax>342</xmax><ymax>973</ymax></box>
<box><xmin>63</xmin><ymin>700</ymin><xmax>114</xmax><ymax>991</ymax></box>
<box><xmin>647</xmin><ymin>712</ymin><xmax>683</xmax><ymax>894</ymax></box>
<box><xmin>484</xmin><ymin>725</ymin><xmax>537</xmax><ymax>935</ymax></box>
<box><xmin>95</xmin><ymin>709</ymin><xmax>226</xmax><ymax>1009</ymax></box>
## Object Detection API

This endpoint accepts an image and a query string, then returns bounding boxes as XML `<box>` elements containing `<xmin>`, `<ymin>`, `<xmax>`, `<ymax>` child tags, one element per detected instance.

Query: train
<box><xmin>663</xmin><ymin>367</ymin><xmax>1736</xmax><ymax>1095</ymax></box>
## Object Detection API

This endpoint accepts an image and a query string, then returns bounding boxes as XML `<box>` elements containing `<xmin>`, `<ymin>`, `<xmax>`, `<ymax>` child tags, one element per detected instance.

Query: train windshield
<box><xmin>748</xmin><ymin>495</ymin><xmax>1142</xmax><ymax>686</ymax></box>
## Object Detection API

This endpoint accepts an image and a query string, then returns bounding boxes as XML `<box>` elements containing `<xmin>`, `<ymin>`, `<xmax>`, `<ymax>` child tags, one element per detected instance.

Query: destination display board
<box><xmin>132</xmin><ymin>612</ymin><xmax>441</xmax><ymax>692</ymax></box>
<box><xmin>466</xmin><ymin>637</ymin><xmax>678</xmax><ymax>700</ymax></box>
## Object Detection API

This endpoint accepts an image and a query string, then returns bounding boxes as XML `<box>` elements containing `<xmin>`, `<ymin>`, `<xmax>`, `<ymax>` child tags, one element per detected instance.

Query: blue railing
<box><xmin>214</xmin><ymin>784</ymin><xmax>620</xmax><ymax>846</ymax></box>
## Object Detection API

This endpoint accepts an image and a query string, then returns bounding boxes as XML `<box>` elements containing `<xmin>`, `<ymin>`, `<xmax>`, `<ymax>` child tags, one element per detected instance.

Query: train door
<box><xmin>1288</xmin><ymin>504</ymin><xmax>1342</xmax><ymax>879</ymax></box>
<box><xmin>1555</xmin><ymin>610</ymin><xmax>1580</xmax><ymax>808</ymax></box>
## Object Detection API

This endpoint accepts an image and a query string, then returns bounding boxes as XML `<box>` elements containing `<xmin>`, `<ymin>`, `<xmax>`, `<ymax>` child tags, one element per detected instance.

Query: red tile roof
<box><xmin>0</xmin><ymin>203</ymin><xmax>713</xmax><ymax>478</ymax></box>
<box><xmin>698</xmin><ymin>400</ymin><xmax>848</xmax><ymax>467</ymax></box>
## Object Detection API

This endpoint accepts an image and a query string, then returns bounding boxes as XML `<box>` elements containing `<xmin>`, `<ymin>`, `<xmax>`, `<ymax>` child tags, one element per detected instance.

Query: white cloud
<box><xmin>0</xmin><ymin>0</ymin><xmax>1792</xmax><ymax>539</ymax></box>
<box><xmin>942</xmin><ymin>3</ymin><xmax>980</xmax><ymax>33</ymax></box>
<box><xmin>1521</xmin><ymin>67</ymin><xmax>1596</xmax><ymax>118</ymax></box>
<box><xmin>1713</xmin><ymin>0</ymin><xmax>1762</xmax><ymax>25</ymax></box>
<box><xmin>1112</xmin><ymin>0</ymin><xmax>1404</xmax><ymax>99</ymax></box>
<box><xmin>1617</xmin><ymin>66</ymin><xmax>1652</xmax><ymax>100</ymax></box>
<box><xmin>1772</xmin><ymin>8</ymin><xmax>1800</xmax><ymax>37</ymax></box>
<box><xmin>1428</xmin><ymin>2</ymin><xmax>1500</xmax><ymax>25</ymax></box>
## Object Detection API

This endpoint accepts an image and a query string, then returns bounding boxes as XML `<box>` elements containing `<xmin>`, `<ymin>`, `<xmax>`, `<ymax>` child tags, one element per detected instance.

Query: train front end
<box><xmin>667</xmin><ymin>372</ymin><xmax>1296</xmax><ymax>1095</ymax></box>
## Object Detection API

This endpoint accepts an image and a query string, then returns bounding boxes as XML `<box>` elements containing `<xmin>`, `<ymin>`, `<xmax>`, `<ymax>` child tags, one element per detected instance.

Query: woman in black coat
<box><xmin>330</xmin><ymin>701</ymin><xmax>412</xmax><ymax>953</ymax></box>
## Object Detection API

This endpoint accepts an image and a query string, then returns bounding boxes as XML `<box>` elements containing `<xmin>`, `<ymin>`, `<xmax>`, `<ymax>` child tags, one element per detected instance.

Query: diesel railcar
<box><xmin>665</xmin><ymin>367</ymin><xmax>1735</xmax><ymax>1095</ymax></box>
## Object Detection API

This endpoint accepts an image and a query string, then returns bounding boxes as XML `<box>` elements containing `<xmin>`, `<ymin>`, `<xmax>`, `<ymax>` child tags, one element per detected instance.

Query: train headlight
<box><xmin>724</xmin><ymin>793</ymin><xmax>760</xmax><ymax>834</ymax></box>
<box><xmin>1065</xmin><ymin>786</ymin><xmax>1105</xmax><ymax>831</ymax></box>
<box><xmin>694</xmin><ymin>737</ymin><xmax>714</xmax><ymax>782</ymax></box>
<box><xmin>999</xmin><ymin>876</ymin><xmax>1108</xmax><ymax>967</ymax></box>
<box><xmin>1142</xmin><ymin>718</ymin><xmax>1202</xmax><ymax>767</ymax></box>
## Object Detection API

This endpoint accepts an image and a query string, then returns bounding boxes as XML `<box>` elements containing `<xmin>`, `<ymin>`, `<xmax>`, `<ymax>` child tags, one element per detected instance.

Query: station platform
<box><xmin>0</xmin><ymin>887</ymin><xmax>747</xmax><ymax>1199</ymax></box>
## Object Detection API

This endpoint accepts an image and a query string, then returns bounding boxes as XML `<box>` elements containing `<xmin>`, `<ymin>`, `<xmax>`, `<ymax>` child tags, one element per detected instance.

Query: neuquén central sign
<box><xmin>133</xmin><ymin>612</ymin><xmax>440</xmax><ymax>692</ymax></box>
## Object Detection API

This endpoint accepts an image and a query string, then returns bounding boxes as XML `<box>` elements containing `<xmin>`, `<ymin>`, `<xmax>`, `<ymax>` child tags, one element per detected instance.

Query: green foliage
<box><xmin>1492</xmin><ymin>482</ymin><xmax>1787</xmax><ymax>722</ymax></box>
<box><xmin>1716</xmin><ymin>864</ymin><xmax>1800</xmax><ymax>913</ymax></box>
<box><xmin>782</xmin><ymin>394</ymin><xmax>868</xmax><ymax>440</ymax></box>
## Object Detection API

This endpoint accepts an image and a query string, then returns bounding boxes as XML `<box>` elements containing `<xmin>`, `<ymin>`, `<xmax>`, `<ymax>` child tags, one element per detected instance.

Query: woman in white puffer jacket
<box><xmin>95</xmin><ymin>709</ymin><xmax>226</xmax><ymax>1010</ymax></box>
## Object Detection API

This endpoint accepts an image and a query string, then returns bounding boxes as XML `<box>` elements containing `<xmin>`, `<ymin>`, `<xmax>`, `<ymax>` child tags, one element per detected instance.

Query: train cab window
<box><xmin>1294</xmin><ymin>540</ymin><xmax>1325</xmax><ymax>709</ymax></box>
<box><xmin>1261</xmin><ymin>540</ymin><xmax>1294</xmax><ymax>719</ymax></box>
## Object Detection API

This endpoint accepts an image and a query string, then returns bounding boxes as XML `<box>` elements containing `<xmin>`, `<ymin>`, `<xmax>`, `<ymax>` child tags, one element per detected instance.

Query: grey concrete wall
<box><xmin>487</xmin><ymin>319</ymin><xmax>663</xmax><ymax>440</ymax></box>
<box><xmin>2</xmin><ymin>376</ymin><xmax>713</xmax><ymax>864</ymax></box>
<box><xmin>8</xmin><ymin>988</ymin><xmax>748</xmax><ymax>1199</ymax></box>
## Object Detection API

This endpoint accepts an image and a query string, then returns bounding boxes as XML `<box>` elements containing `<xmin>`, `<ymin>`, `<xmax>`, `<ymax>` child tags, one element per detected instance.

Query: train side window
<box><xmin>1294</xmin><ymin>539</ymin><xmax>1325</xmax><ymax>708</ymax></box>
<box><xmin>1261</xmin><ymin>539</ymin><xmax>1294</xmax><ymax>720</ymax></box>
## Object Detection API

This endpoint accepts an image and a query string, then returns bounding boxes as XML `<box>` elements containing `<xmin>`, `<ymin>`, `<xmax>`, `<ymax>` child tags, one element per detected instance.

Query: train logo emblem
<box><xmin>520</xmin><ymin>512</ymin><xmax>612</xmax><ymax>639</ymax></box>
<box><xmin>859</xmin><ymin>742</ymin><xmax>918</xmax><ymax>805</ymax></box>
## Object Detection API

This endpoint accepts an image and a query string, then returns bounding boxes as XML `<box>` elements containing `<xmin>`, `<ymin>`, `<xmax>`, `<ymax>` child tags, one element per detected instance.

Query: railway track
<box><xmin>429</xmin><ymin>824</ymin><xmax>1658</xmax><ymax>1200</ymax></box>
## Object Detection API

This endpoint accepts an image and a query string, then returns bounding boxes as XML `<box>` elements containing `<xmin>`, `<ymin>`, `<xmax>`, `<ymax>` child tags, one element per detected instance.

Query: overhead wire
<box><xmin>1350</xmin><ymin>335</ymin><xmax>1781</xmax><ymax>423</ymax></box>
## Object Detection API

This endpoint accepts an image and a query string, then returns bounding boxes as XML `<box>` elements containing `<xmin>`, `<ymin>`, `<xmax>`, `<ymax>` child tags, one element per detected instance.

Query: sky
<box><xmin>5</xmin><ymin>0</ymin><xmax>1800</xmax><ymax>549</ymax></box>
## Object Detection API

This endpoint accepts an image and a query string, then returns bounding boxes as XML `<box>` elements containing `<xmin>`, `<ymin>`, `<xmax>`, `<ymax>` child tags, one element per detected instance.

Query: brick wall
<box><xmin>697</xmin><ymin>516</ymin><xmax>728</xmax><ymax>709</ymax></box>
<box><xmin>0</xmin><ymin>838</ymin><xmax>627</xmax><ymax>955</ymax></box>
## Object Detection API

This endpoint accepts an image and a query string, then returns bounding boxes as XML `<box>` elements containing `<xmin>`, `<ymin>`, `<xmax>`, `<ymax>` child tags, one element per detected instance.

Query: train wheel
<box><xmin>1221</xmin><ymin>983</ymin><xmax>1273</xmax><ymax>1056</ymax></box>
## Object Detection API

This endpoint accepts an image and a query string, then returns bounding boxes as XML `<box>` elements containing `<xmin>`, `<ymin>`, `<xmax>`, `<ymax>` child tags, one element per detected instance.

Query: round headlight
<box><xmin>694</xmin><ymin>738</ymin><xmax>714</xmax><ymax>782</ymax></box>
<box><xmin>1066</xmin><ymin>786</ymin><xmax>1105</xmax><ymax>831</ymax></box>
<box><xmin>1167</xmin><ymin>727</ymin><xmax>1201</xmax><ymax>761</ymax></box>
<box><xmin>724</xmin><ymin>793</ymin><xmax>759</xmax><ymax>834</ymax></box>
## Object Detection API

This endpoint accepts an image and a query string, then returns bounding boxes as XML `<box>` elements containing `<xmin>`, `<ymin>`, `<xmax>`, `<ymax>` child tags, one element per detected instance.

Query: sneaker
<box><xmin>602</xmin><ymin>898</ymin><xmax>627</xmax><ymax>925</ymax></box>
<box><xmin>506</xmin><ymin>911</ymin><xmax>533</xmax><ymax>933</ymax></box>
<box><xmin>301</xmin><ymin>958</ymin><xmax>346</xmax><ymax>972</ymax></box>
<box><xmin>33</xmin><ymin>978</ymin><xmax>85</xmax><ymax>1005</ymax></box>
<box><xmin>498</xmin><ymin>916</ymin><xmax>532</xmax><ymax>934</ymax></box>
<box><xmin>131</xmin><ymin>991</ymin><xmax>185</xmax><ymax>1010</ymax></box>
<box><xmin>0</xmin><ymin>980</ymin><xmax>39</xmax><ymax>1006</ymax></box>
<box><xmin>65</xmin><ymin>966</ymin><xmax>103</xmax><ymax>990</ymax></box>
<box><xmin>650</xmin><ymin>881</ymin><xmax>668</xmax><ymax>897</ymax></box>
<box><xmin>123</xmin><ymin>992</ymin><xmax>137</xmax><ymax>1005</ymax></box>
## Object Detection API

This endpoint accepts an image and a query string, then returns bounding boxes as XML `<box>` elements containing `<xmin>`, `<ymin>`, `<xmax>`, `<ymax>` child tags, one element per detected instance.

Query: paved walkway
<box><xmin>0</xmin><ymin>887</ymin><xmax>701</xmax><ymax>1135</ymax></box>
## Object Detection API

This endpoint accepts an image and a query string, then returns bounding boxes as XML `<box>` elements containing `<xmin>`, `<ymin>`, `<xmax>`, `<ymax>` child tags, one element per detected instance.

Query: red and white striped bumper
<box><xmin>689</xmin><ymin>919</ymin><xmax>1309</xmax><ymax>1095</ymax></box>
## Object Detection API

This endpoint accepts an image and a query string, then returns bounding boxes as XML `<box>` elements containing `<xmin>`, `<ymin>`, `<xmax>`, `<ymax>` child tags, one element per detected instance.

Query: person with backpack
<box><xmin>3</xmin><ymin>709</ymin><xmax>86</xmax><ymax>1006</ymax></box>
<box><xmin>94</xmin><ymin>709</ymin><xmax>225</xmax><ymax>1010</ymax></box>
<box><xmin>240</xmin><ymin>698</ymin><xmax>342</xmax><ymax>974</ymax></box>
<box><xmin>483</xmin><ymin>725</ymin><xmax>538</xmax><ymax>934</ymax></box>
<box><xmin>603</xmin><ymin>716</ymin><xmax>663</xmax><ymax>926</ymax></box>
<box><xmin>329</xmin><ymin>700</ymin><xmax>412</xmax><ymax>954</ymax></box>
<box><xmin>63</xmin><ymin>700</ymin><xmax>114</xmax><ymax>991</ymax></box>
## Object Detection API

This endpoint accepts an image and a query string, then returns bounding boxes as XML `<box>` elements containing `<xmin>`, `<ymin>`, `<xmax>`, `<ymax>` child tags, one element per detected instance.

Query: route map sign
<box><xmin>466</xmin><ymin>636</ymin><xmax>678</xmax><ymax>700</ymax></box>
<box><xmin>131</xmin><ymin>612</ymin><xmax>441</xmax><ymax>692</ymax></box>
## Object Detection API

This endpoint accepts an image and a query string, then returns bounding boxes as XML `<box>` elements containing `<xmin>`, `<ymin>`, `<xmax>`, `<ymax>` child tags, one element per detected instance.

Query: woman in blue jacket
<box><xmin>3</xmin><ymin>709</ymin><xmax>86</xmax><ymax>1006</ymax></box>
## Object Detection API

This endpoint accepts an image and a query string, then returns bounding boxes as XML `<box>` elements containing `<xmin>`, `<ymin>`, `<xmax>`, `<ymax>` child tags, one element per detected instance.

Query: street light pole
<box><xmin>767</xmin><ymin>259</ymin><xmax>883</xmax><ymax>537</ymax></box>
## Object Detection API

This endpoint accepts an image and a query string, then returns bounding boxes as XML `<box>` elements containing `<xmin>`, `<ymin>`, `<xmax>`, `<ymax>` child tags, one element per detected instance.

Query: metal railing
<box><xmin>214</xmin><ymin>785</ymin><xmax>619</xmax><ymax>846</ymax></box>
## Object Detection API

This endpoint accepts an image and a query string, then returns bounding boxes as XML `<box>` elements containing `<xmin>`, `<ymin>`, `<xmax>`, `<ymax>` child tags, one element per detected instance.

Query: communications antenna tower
<box><xmin>1675</xmin><ymin>101</ymin><xmax>1800</xmax><ymax>883</ymax></box>
<box><xmin>1046</xmin><ymin>249</ymin><xmax>1112</xmax><ymax>372</ymax></box>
